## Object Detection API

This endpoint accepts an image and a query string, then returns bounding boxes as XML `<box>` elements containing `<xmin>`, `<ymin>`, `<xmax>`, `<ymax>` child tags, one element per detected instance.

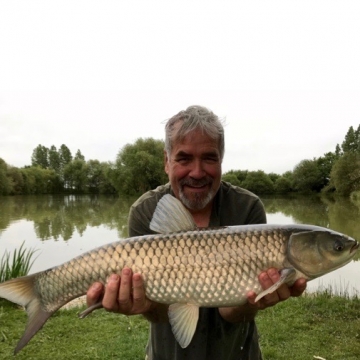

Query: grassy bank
<box><xmin>1</xmin><ymin>292</ymin><xmax>360</xmax><ymax>360</ymax></box>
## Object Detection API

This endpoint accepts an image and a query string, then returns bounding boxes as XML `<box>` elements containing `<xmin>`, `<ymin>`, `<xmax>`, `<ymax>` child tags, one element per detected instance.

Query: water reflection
<box><xmin>0</xmin><ymin>194</ymin><xmax>359</xmax><ymax>295</ymax></box>
<box><xmin>262</xmin><ymin>195</ymin><xmax>360</xmax><ymax>243</ymax></box>
<box><xmin>0</xmin><ymin>195</ymin><xmax>135</xmax><ymax>241</ymax></box>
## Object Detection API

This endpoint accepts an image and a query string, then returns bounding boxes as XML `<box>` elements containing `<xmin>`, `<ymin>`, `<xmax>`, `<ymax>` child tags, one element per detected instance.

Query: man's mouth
<box><xmin>180</xmin><ymin>179</ymin><xmax>212</xmax><ymax>192</ymax></box>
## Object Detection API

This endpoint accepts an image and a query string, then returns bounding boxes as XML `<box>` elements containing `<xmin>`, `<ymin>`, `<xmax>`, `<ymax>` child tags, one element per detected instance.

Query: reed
<box><xmin>0</xmin><ymin>242</ymin><xmax>38</xmax><ymax>282</ymax></box>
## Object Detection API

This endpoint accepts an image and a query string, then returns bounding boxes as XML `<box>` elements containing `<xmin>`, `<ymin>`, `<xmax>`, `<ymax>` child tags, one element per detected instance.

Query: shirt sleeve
<box><xmin>128</xmin><ymin>204</ymin><xmax>152</xmax><ymax>237</ymax></box>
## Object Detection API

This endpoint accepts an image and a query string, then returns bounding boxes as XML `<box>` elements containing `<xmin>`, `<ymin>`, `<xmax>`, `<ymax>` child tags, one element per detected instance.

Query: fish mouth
<box><xmin>351</xmin><ymin>242</ymin><xmax>359</xmax><ymax>254</ymax></box>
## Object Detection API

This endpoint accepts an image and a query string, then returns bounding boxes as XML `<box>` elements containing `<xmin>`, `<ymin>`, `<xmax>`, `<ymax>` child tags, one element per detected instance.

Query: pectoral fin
<box><xmin>168</xmin><ymin>303</ymin><xmax>199</xmax><ymax>348</ymax></box>
<box><xmin>255</xmin><ymin>268</ymin><xmax>296</xmax><ymax>302</ymax></box>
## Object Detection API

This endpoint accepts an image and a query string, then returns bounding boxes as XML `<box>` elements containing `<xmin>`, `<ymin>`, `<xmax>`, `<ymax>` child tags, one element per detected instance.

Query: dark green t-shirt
<box><xmin>128</xmin><ymin>181</ymin><xmax>266</xmax><ymax>360</ymax></box>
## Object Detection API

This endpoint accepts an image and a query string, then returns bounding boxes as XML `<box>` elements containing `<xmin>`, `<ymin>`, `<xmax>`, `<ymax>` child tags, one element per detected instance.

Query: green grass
<box><xmin>1</xmin><ymin>292</ymin><xmax>360</xmax><ymax>359</ymax></box>
<box><xmin>0</xmin><ymin>242</ymin><xmax>38</xmax><ymax>283</ymax></box>
<box><xmin>257</xmin><ymin>291</ymin><xmax>360</xmax><ymax>360</ymax></box>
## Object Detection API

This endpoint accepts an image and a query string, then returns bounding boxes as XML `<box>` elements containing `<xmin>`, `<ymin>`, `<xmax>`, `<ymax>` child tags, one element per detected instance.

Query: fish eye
<box><xmin>334</xmin><ymin>239</ymin><xmax>345</xmax><ymax>252</ymax></box>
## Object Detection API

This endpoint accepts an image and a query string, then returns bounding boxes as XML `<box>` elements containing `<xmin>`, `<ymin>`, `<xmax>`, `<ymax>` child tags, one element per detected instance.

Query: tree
<box><xmin>292</xmin><ymin>159</ymin><xmax>323</xmax><ymax>192</ymax></box>
<box><xmin>274</xmin><ymin>176</ymin><xmax>292</xmax><ymax>193</ymax></box>
<box><xmin>331</xmin><ymin>152</ymin><xmax>360</xmax><ymax>196</ymax></box>
<box><xmin>316</xmin><ymin>151</ymin><xmax>339</xmax><ymax>188</ymax></box>
<box><xmin>59</xmin><ymin>144</ymin><xmax>73</xmax><ymax>186</ymax></box>
<box><xmin>64</xmin><ymin>159</ymin><xmax>88</xmax><ymax>193</ymax></box>
<box><xmin>7</xmin><ymin>166</ymin><xmax>24</xmax><ymax>195</ymax></box>
<box><xmin>59</xmin><ymin>144</ymin><xmax>73</xmax><ymax>169</ymax></box>
<box><xmin>31</xmin><ymin>144</ymin><xmax>49</xmax><ymax>168</ymax></box>
<box><xmin>241</xmin><ymin>171</ymin><xmax>274</xmax><ymax>194</ymax></box>
<box><xmin>341</xmin><ymin>125</ymin><xmax>360</xmax><ymax>154</ymax></box>
<box><xmin>268</xmin><ymin>172</ymin><xmax>280</xmax><ymax>184</ymax></box>
<box><xmin>112</xmin><ymin>138</ymin><xmax>167</xmax><ymax>195</ymax></box>
<box><xmin>223</xmin><ymin>169</ymin><xmax>248</xmax><ymax>184</ymax></box>
<box><xmin>221</xmin><ymin>173</ymin><xmax>241</xmax><ymax>186</ymax></box>
<box><xmin>48</xmin><ymin>145</ymin><xmax>61</xmax><ymax>173</ymax></box>
<box><xmin>87</xmin><ymin>160</ymin><xmax>115</xmax><ymax>194</ymax></box>
<box><xmin>0</xmin><ymin>158</ymin><xmax>12</xmax><ymax>195</ymax></box>
<box><xmin>74</xmin><ymin>149</ymin><xmax>85</xmax><ymax>161</ymax></box>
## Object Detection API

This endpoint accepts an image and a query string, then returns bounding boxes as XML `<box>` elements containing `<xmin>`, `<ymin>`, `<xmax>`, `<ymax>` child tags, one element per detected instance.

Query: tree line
<box><xmin>0</xmin><ymin>125</ymin><xmax>359</xmax><ymax>197</ymax></box>
<box><xmin>0</xmin><ymin>139</ymin><xmax>167</xmax><ymax>196</ymax></box>
<box><xmin>222</xmin><ymin>124</ymin><xmax>360</xmax><ymax>197</ymax></box>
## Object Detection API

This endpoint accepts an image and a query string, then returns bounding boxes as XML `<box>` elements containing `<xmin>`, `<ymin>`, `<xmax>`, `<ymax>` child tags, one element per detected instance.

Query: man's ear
<box><xmin>164</xmin><ymin>150</ymin><xmax>169</xmax><ymax>175</ymax></box>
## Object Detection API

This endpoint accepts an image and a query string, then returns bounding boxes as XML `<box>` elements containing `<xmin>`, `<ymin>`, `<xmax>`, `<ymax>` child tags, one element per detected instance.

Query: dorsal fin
<box><xmin>150</xmin><ymin>194</ymin><xmax>197</xmax><ymax>233</ymax></box>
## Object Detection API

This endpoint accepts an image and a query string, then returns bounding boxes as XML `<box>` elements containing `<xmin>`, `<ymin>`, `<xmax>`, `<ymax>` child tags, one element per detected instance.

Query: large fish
<box><xmin>0</xmin><ymin>194</ymin><xmax>358</xmax><ymax>354</ymax></box>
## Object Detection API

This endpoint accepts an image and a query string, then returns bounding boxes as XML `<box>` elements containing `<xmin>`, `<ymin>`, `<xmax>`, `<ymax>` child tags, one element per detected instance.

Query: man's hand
<box><xmin>86</xmin><ymin>268</ymin><xmax>154</xmax><ymax>315</ymax></box>
<box><xmin>219</xmin><ymin>268</ymin><xmax>307</xmax><ymax>322</ymax></box>
<box><xmin>247</xmin><ymin>268</ymin><xmax>307</xmax><ymax>310</ymax></box>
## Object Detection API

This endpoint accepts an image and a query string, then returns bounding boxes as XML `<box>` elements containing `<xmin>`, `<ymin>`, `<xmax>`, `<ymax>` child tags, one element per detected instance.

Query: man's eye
<box><xmin>205</xmin><ymin>157</ymin><xmax>219</xmax><ymax>163</ymax></box>
<box><xmin>177</xmin><ymin>158</ymin><xmax>189</xmax><ymax>163</ymax></box>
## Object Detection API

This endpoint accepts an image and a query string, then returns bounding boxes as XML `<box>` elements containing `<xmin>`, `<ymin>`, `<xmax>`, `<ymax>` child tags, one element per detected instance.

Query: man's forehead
<box><xmin>171</xmin><ymin>141</ymin><xmax>220</xmax><ymax>156</ymax></box>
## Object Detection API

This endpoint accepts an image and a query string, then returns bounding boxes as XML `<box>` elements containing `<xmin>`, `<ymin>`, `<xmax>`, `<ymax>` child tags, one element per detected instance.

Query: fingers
<box><xmin>86</xmin><ymin>282</ymin><xmax>104</xmax><ymax>307</ymax></box>
<box><xmin>132</xmin><ymin>273</ymin><xmax>149</xmax><ymax>311</ymax></box>
<box><xmin>259</xmin><ymin>268</ymin><xmax>291</xmax><ymax>303</ymax></box>
<box><xmin>102</xmin><ymin>273</ymin><xmax>122</xmax><ymax>311</ymax></box>
<box><xmin>249</xmin><ymin>268</ymin><xmax>305</xmax><ymax>311</ymax></box>
<box><xmin>101</xmin><ymin>268</ymin><xmax>152</xmax><ymax>315</ymax></box>
<box><xmin>290</xmin><ymin>278</ymin><xmax>307</xmax><ymax>297</ymax></box>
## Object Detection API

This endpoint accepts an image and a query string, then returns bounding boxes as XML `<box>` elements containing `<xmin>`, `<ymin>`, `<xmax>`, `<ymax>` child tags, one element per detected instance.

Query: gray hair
<box><xmin>164</xmin><ymin>105</ymin><xmax>225</xmax><ymax>160</ymax></box>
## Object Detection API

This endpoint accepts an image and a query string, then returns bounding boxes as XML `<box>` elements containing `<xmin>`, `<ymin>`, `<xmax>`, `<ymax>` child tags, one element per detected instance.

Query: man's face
<box><xmin>165</xmin><ymin>127</ymin><xmax>222</xmax><ymax>212</ymax></box>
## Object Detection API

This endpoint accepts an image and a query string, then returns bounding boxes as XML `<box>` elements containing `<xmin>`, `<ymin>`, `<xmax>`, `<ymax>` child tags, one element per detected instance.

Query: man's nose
<box><xmin>188</xmin><ymin>160</ymin><xmax>206</xmax><ymax>178</ymax></box>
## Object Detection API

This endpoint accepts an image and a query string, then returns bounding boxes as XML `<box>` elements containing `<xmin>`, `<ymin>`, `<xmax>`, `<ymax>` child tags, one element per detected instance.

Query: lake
<box><xmin>0</xmin><ymin>194</ymin><xmax>359</xmax><ymax>296</ymax></box>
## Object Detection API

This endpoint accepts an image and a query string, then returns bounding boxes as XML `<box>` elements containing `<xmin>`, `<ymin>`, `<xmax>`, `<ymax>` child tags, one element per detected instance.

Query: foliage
<box><xmin>221</xmin><ymin>173</ymin><xmax>241</xmax><ymax>186</ymax></box>
<box><xmin>241</xmin><ymin>170</ymin><xmax>274</xmax><ymax>194</ymax></box>
<box><xmin>64</xmin><ymin>159</ymin><xmax>89</xmax><ymax>192</ymax></box>
<box><xmin>7</xmin><ymin>166</ymin><xmax>24</xmax><ymax>195</ymax></box>
<box><xmin>111</xmin><ymin>138</ymin><xmax>168</xmax><ymax>195</ymax></box>
<box><xmin>59</xmin><ymin>144</ymin><xmax>73</xmax><ymax>169</ymax></box>
<box><xmin>330</xmin><ymin>152</ymin><xmax>360</xmax><ymax>196</ymax></box>
<box><xmin>223</xmin><ymin>169</ymin><xmax>248</xmax><ymax>183</ymax></box>
<box><xmin>0</xmin><ymin>158</ymin><xmax>12</xmax><ymax>195</ymax></box>
<box><xmin>20</xmin><ymin>166</ymin><xmax>60</xmax><ymax>194</ymax></box>
<box><xmin>48</xmin><ymin>145</ymin><xmax>61</xmax><ymax>173</ymax></box>
<box><xmin>316</xmin><ymin>151</ymin><xmax>339</xmax><ymax>187</ymax></box>
<box><xmin>74</xmin><ymin>149</ymin><xmax>85</xmax><ymax>161</ymax></box>
<box><xmin>31</xmin><ymin>144</ymin><xmax>49</xmax><ymax>168</ymax></box>
<box><xmin>267</xmin><ymin>172</ymin><xmax>280</xmax><ymax>184</ymax></box>
<box><xmin>274</xmin><ymin>176</ymin><xmax>292</xmax><ymax>193</ymax></box>
<box><xmin>292</xmin><ymin>159</ymin><xmax>323</xmax><ymax>192</ymax></box>
<box><xmin>341</xmin><ymin>125</ymin><xmax>360</xmax><ymax>154</ymax></box>
<box><xmin>0</xmin><ymin>242</ymin><xmax>38</xmax><ymax>282</ymax></box>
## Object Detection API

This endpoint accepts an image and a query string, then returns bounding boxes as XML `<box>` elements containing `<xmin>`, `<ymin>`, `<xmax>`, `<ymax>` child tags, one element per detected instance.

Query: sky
<box><xmin>1</xmin><ymin>1</ymin><xmax>360</xmax><ymax>175</ymax></box>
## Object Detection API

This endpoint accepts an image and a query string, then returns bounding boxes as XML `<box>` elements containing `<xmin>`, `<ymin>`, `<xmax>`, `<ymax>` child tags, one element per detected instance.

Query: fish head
<box><xmin>287</xmin><ymin>228</ymin><xmax>359</xmax><ymax>279</ymax></box>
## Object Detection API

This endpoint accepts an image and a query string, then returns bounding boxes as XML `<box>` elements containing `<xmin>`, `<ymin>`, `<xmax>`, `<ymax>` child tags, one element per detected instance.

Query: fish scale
<box><xmin>0</xmin><ymin>194</ymin><xmax>358</xmax><ymax>353</ymax></box>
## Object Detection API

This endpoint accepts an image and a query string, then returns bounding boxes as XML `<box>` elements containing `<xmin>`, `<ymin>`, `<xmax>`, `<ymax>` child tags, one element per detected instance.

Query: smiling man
<box><xmin>86</xmin><ymin>105</ymin><xmax>306</xmax><ymax>360</ymax></box>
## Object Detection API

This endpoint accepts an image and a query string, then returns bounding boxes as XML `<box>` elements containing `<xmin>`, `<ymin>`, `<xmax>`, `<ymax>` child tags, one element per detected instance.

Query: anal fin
<box><xmin>168</xmin><ymin>303</ymin><xmax>199</xmax><ymax>348</ymax></box>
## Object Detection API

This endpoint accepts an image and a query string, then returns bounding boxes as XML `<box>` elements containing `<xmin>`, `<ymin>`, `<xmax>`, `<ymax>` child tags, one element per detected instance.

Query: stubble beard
<box><xmin>178</xmin><ymin>177</ymin><xmax>216</xmax><ymax>211</ymax></box>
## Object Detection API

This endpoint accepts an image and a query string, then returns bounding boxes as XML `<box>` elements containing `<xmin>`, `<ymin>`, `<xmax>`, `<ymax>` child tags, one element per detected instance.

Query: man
<box><xmin>87</xmin><ymin>105</ymin><xmax>306</xmax><ymax>359</ymax></box>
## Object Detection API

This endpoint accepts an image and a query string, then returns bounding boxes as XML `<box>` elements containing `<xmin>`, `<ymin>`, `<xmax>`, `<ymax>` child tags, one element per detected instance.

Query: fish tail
<box><xmin>0</xmin><ymin>274</ymin><xmax>54</xmax><ymax>354</ymax></box>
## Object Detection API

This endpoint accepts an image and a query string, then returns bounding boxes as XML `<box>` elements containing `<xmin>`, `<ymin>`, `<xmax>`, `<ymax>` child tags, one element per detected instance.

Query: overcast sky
<box><xmin>1</xmin><ymin>1</ymin><xmax>359</xmax><ymax>175</ymax></box>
